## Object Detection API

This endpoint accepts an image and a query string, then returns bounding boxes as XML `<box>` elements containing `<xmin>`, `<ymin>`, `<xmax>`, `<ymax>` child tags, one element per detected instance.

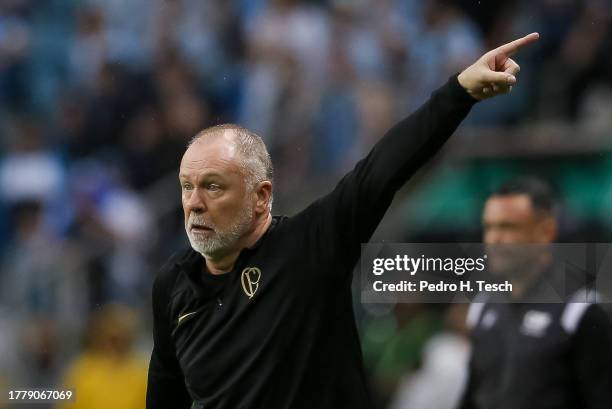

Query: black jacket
<box><xmin>146</xmin><ymin>76</ymin><xmax>477</xmax><ymax>409</ymax></box>
<box><xmin>460</xmin><ymin>289</ymin><xmax>612</xmax><ymax>409</ymax></box>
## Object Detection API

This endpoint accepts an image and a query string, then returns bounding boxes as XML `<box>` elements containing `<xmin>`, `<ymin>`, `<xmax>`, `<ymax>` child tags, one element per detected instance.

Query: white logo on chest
<box><xmin>481</xmin><ymin>310</ymin><xmax>498</xmax><ymax>329</ymax></box>
<box><xmin>521</xmin><ymin>310</ymin><xmax>552</xmax><ymax>337</ymax></box>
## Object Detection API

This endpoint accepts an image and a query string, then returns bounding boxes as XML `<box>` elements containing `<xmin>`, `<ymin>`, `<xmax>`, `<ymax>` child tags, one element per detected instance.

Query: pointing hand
<box><xmin>458</xmin><ymin>32</ymin><xmax>540</xmax><ymax>100</ymax></box>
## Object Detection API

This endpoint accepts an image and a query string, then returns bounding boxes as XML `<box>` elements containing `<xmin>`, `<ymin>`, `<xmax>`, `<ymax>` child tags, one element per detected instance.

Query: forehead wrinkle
<box><xmin>180</xmin><ymin>145</ymin><xmax>245</xmax><ymax>183</ymax></box>
<box><xmin>180</xmin><ymin>159</ymin><xmax>242</xmax><ymax>179</ymax></box>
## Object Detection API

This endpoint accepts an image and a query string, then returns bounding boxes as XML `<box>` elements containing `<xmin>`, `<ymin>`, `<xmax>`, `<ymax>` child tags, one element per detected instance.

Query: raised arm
<box><xmin>295</xmin><ymin>33</ymin><xmax>540</xmax><ymax>278</ymax></box>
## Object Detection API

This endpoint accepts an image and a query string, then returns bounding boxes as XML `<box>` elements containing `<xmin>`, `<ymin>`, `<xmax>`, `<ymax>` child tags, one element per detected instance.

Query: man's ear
<box><xmin>254</xmin><ymin>181</ymin><xmax>272</xmax><ymax>213</ymax></box>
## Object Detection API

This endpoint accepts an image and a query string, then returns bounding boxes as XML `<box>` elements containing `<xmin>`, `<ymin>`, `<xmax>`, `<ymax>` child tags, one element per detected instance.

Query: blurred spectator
<box><xmin>240</xmin><ymin>0</ymin><xmax>330</xmax><ymax>141</ymax></box>
<box><xmin>403</xmin><ymin>0</ymin><xmax>484</xmax><ymax>110</ymax></box>
<box><xmin>56</xmin><ymin>304</ymin><xmax>148</xmax><ymax>409</ymax></box>
<box><xmin>312</xmin><ymin>39</ymin><xmax>358</xmax><ymax>177</ymax></box>
<box><xmin>0</xmin><ymin>378</ymin><xmax>6</xmax><ymax>409</ymax></box>
<box><xmin>0</xmin><ymin>120</ymin><xmax>65</xmax><ymax>212</ymax></box>
<box><xmin>85</xmin><ymin>0</ymin><xmax>155</xmax><ymax>68</ymax></box>
<box><xmin>18</xmin><ymin>317</ymin><xmax>62</xmax><ymax>389</ymax></box>
<box><xmin>67</xmin><ymin>158</ymin><xmax>155</xmax><ymax>308</ymax></box>
<box><xmin>0</xmin><ymin>307</ymin><xmax>20</xmax><ymax>389</ymax></box>
<box><xmin>0</xmin><ymin>1</ymin><xmax>31</xmax><ymax>111</ymax></box>
<box><xmin>388</xmin><ymin>304</ymin><xmax>470</xmax><ymax>409</ymax></box>
<box><xmin>0</xmin><ymin>200</ymin><xmax>66</xmax><ymax>316</ymax></box>
<box><xmin>0</xmin><ymin>315</ymin><xmax>62</xmax><ymax>409</ymax></box>
<box><xmin>331</xmin><ymin>0</ymin><xmax>408</xmax><ymax>83</ymax></box>
<box><xmin>578</xmin><ymin>84</ymin><xmax>612</xmax><ymax>134</ymax></box>
<box><xmin>68</xmin><ymin>7</ymin><xmax>107</xmax><ymax>90</ymax></box>
<box><xmin>361</xmin><ymin>304</ymin><xmax>445</xmax><ymax>407</ymax></box>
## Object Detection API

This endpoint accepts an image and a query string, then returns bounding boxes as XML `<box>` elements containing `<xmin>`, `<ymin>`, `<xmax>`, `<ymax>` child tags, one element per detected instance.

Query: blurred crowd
<box><xmin>0</xmin><ymin>0</ymin><xmax>611</xmax><ymax>408</ymax></box>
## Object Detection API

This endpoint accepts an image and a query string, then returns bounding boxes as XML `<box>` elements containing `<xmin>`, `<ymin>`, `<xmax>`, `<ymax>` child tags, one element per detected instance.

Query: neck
<box><xmin>204</xmin><ymin>213</ymin><xmax>273</xmax><ymax>275</ymax></box>
<box><xmin>509</xmin><ymin>252</ymin><xmax>551</xmax><ymax>299</ymax></box>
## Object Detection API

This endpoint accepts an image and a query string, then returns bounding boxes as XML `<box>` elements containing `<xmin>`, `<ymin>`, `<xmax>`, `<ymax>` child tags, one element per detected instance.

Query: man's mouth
<box><xmin>190</xmin><ymin>224</ymin><xmax>213</xmax><ymax>233</ymax></box>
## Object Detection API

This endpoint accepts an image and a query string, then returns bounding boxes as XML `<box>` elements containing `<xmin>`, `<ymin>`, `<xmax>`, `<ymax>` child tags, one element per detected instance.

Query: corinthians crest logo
<box><xmin>241</xmin><ymin>267</ymin><xmax>261</xmax><ymax>298</ymax></box>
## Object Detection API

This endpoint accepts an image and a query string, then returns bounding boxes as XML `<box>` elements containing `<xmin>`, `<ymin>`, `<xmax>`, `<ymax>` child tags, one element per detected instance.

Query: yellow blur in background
<box><xmin>55</xmin><ymin>304</ymin><xmax>147</xmax><ymax>409</ymax></box>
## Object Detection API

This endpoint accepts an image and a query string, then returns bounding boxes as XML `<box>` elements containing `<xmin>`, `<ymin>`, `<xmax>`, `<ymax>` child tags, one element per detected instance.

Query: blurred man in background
<box><xmin>147</xmin><ymin>34</ymin><xmax>538</xmax><ymax>409</ymax></box>
<box><xmin>459</xmin><ymin>177</ymin><xmax>612</xmax><ymax>409</ymax></box>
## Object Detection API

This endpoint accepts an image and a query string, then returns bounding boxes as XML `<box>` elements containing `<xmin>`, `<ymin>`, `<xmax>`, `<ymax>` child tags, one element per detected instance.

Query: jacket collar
<box><xmin>174</xmin><ymin>216</ymin><xmax>280</xmax><ymax>299</ymax></box>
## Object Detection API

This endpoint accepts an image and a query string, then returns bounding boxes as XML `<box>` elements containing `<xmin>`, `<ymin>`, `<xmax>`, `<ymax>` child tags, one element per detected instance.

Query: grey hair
<box><xmin>188</xmin><ymin>124</ymin><xmax>274</xmax><ymax>211</ymax></box>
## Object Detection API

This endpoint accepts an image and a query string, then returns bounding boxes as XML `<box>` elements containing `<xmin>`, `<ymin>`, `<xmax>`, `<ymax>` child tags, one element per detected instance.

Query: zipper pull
<box><xmin>217</xmin><ymin>298</ymin><xmax>223</xmax><ymax>307</ymax></box>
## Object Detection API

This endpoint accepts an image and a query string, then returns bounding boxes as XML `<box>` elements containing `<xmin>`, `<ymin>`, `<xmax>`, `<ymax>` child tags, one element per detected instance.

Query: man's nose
<box><xmin>186</xmin><ymin>190</ymin><xmax>206</xmax><ymax>213</ymax></box>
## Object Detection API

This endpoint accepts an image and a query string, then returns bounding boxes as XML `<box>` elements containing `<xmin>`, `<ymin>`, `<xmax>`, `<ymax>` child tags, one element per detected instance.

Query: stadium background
<box><xmin>0</xmin><ymin>0</ymin><xmax>610</xmax><ymax>408</ymax></box>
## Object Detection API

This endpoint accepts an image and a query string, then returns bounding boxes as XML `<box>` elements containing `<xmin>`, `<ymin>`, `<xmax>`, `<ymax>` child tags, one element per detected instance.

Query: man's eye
<box><xmin>183</xmin><ymin>183</ymin><xmax>193</xmax><ymax>191</ymax></box>
<box><xmin>207</xmin><ymin>184</ymin><xmax>221</xmax><ymax>192</ymax></box>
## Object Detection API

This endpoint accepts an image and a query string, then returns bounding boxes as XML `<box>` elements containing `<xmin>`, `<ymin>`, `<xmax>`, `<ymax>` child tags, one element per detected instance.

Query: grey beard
<box><xmin>186</xmin><ymin>205</ymin><xmax>254</xmax><ymax>259</ymax></box>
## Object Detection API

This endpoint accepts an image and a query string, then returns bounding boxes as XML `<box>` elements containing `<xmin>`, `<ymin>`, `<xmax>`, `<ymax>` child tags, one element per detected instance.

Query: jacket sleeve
<box><xmin>570</xmin><ymin>304</ymin><xmax>612</xmax><ymax>409</ymax></box>
<box><xmin>146</xmin><ymin>270</ymin><xmax>192</xmax><ymax>409</ymax></box>
<box><xmin>294</xmin><ymin>74</ymin><xmax>477</xmax><ymax>278</ymax></box>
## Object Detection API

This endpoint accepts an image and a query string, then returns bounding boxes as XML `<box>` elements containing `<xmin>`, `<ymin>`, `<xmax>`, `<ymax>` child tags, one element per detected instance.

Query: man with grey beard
<box><xmin>147</xmin><ymin>33</ymin><xmax>540</xmax><ymax>409</ymax></box>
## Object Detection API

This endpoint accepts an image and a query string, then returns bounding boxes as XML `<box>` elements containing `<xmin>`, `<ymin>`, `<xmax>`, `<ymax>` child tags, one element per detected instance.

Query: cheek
<box><xmin>530</xmin><ymin>229</ymin><xmax>548</xmax><ymax>243</ymax></box>
<box><xmin>208</xmin><ymin>197</ymin><xmax>244</xmax><ymax>222</ymax></box>
<box><xmin>485</xmin><ymin>228</ymin><xmax>522</xmax><ymax>245</ymax></box>
<box><xmin>182</xmin><ymin>200</ymin><xmax>189</xmax><ymax>221</ymax></box>
<box><xmin>505</xmin><ymin>231</ymin><xmax>526</xmax><ymax>244</ymax></box>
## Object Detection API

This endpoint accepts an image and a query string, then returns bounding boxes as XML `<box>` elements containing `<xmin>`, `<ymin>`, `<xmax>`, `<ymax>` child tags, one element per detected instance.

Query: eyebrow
<box><xmin>179</xmin><ymin>172</ymin><xmax>226</xmax><ymax>180</ymax></box>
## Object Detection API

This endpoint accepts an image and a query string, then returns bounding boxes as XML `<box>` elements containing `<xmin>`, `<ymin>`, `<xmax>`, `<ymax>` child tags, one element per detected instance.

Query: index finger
<box><xmin>496</xmin><ymin>32</ymin><xmax>540</xmax><ymax>57</ymax></box>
